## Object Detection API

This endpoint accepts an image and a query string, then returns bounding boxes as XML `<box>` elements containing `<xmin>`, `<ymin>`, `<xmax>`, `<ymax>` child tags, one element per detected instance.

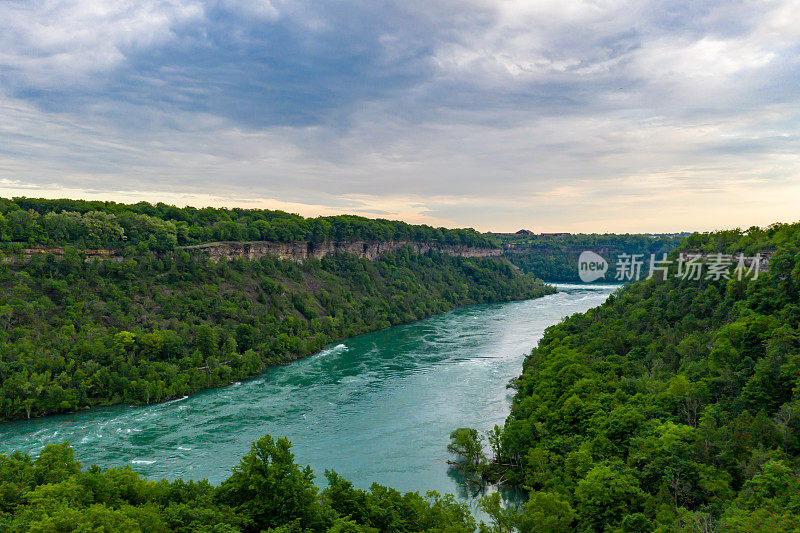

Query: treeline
<box><xmin>494</xmin><ymin>233</ymin><xmax>683</xmax><ymax>281</ymax></box>
<box><xmin>0</xmin><ymin>197</ymin><xmax>496</xmax><ymax>250</ymax></box>
<box><xmin>452</xmin><ymin>222</ymin><xmax>800</xmax><ymax>531</ymax></box>
<box><xmin>0</xmin><ymin>246</ymin><xmax>553</xmax><ymax>421</ymax></box>
<box><xmin>0</xmin><ymin>434</ymin><xmax>480</xmax><ymax>532</ymax></box>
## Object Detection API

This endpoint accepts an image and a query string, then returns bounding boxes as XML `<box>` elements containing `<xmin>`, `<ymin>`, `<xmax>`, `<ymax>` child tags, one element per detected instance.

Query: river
<box><xmin>0</xmin><ymin>283</ymin><xmax>616</xmax><ymax>514</ymax></box>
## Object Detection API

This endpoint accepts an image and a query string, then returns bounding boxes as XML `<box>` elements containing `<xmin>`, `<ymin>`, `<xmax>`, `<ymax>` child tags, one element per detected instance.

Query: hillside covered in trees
<box><xmin>0</xmin><ymin>197</ymin><xmax>496</xmax><ymax>250</ymax></box>
<box><xmin>0</xmin><ymin>197</ymin><xmax>552</xmax><ymax>421</ymax></box>
<box><xmin>0</xmin><ymin>241</ymin><xmax>551</xmax><ymax>422</ymax></box>
<box><xmin>495</xmin><ymin>233</ymin><xmax>684</xmax><ymax>282</ymax></box>
<box><xmin>450</xmin><ymin>222</ymin><xmax>800</xmax><ymax>531</ymax></box>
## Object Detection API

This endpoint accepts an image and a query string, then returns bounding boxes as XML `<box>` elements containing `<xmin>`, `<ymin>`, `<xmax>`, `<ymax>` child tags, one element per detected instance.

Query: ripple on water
<box><xmin>0</xmin><ymin>285</ymin><xmax>616</xmax><ymax>509</ymax></box>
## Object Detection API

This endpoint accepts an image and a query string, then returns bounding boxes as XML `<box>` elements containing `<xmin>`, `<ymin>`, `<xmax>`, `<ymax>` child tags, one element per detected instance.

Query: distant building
<box><xmin>490</xmin><ymin>229</ymin><xmax>535</xmax><ymax>236</ymax></box>
<box><xmin>539</xmin><ymin>232</ymin><xmax>571</xmax><ymax>237</ymax></box>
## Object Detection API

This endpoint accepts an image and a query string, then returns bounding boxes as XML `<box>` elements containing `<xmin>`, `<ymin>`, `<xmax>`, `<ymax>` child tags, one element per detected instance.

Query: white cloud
<box><xmin>219</xmin><ymin>0</ymin><xmax>280</xmax><ymax>20</ymax></box>
<box><xmin>0</xmin><ymin>0</ymin><xmax>204</xmax><ymax>83</ymax></box>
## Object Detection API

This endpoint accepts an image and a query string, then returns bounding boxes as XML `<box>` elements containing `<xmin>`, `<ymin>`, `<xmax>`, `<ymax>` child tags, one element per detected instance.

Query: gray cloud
<box><xmin>0</xmin><ymin>0</ymin><xmax>798</xmax><ymax>231</ymax></box>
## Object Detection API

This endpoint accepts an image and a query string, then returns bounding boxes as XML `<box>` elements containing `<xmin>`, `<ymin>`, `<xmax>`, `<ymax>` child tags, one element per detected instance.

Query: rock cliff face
<box><xmin>183</xmin><ymin>240</ymin><xmax>502</xmax><ymax>262</ymax></box>
<box><xmin>7</xmin><ymin>247</ymin><xmax>124</xmax><ymax>263</ymax></box>
<box><xmin>4</xmin><ymin>241</ymin><xmax>501</xmax><ymax>263</ymax></box>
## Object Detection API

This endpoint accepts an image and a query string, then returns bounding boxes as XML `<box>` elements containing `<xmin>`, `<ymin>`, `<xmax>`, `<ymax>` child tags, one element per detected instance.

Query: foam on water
<box><xmin>0</xmin><ymin>284</ymin><xmax>614</xmax><ymax>519</ymax></box>
<box><xmin>314</xmin><ymin>343</ymin><xmax>349</xmax><ymax>359</ymax></box>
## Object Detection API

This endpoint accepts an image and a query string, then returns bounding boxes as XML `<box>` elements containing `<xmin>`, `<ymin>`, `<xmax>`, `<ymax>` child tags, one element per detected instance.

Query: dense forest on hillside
<box><xmin>451</xmin><ymin>223</ymin><xmax>800</xmax><ymax>531</ymax></box>
<box><xmin>0</xmin><ymin>197</ymin><xmax>496</xmax><ymax>249</ymax></box>
<box><xmin>0</xmin><ymin>434</ymin><xmax>481</xmax><ymax>532</ymax></box>
<box><xmin>494</xmin><ymin>233</ymin><xmax>683</xmax><ymax>281</ymax></box>
<box><xmin>0</xmin><ymin>245</ymin><xmax>551</xmax><ymax>421</ymax></box>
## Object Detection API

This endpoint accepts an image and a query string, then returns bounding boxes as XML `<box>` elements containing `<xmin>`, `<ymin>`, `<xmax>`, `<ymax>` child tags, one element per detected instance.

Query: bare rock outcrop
<box><xmin>3</xmin><ymin>241</ymin><xmax>501</xmax><ymax>264</ymax></box>
<box><xmin>183</xmin><ymin>240</ymin><xmax>502</xmax><ymax>262</ymax></box>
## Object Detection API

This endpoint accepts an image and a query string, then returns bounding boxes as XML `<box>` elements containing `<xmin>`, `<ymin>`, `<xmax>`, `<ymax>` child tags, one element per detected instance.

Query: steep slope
<box><xmin>0</xmin><ymin>246</ymin><xmax>553</xmax><ymax>421</ymax></box>
<box><xmin>460</xmin><ymin>223</ymin><xmax>800</xmax><ymax>531</ymax></box>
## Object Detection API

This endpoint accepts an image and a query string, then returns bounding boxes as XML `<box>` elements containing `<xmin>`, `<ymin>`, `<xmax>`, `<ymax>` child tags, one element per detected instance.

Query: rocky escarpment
<box><xmin>2</xmin><ymin>246</ymin><xmax>124</xmax><ymax>263</ymax></box>
<box><xmin>183</xmin><ymin>240</ymin><xmax>502</xmax><ymax>262</ymax></box>
<box><xmin>3</xmin><ymin>241</ymin><xmax>502</xmax><ymax>263</ymax></box>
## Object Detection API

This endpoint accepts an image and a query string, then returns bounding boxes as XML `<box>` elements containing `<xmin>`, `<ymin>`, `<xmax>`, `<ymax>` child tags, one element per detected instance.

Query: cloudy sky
<box><xmin>1</xmin><ymin>0</ymin><xmax>799</xmax><ymax>232</ymax></box>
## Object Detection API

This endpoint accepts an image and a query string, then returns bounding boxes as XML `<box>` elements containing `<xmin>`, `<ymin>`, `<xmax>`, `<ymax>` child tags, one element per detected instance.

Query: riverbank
<box><xmin>1</xmin><ymin>285</ymin><xmax>615</xmax><ymax>522</ymax></box>
<box><xmin>0</xmin><ymin>247</ymin><xmax>552</xmax><ymax>422</ymax></box>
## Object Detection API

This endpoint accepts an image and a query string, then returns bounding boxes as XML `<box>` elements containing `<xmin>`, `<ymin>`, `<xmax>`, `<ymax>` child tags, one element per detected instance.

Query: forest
<box><xmin>0</xmin><ymin>433</ymin><xmax>481</xmax><ymax>532</ymax></box>
<box><xmin>0</xmin><ymin>197</ymin><xmax>553</xmax><ymax>421</ymax></box>
<box><xmin>6</xmin><ymin>196</ymin><xmax>800</xmax><ymax>531</ymax></box>
<box><xmin>0</xmin><ymin>244</ymin><xmax>551</xmax><ymax>421</ymax></box>
<box><xmin>494</xmin><ymin>233</ymin><xmax>684</xmax><ymax>282</ymax></box>
<box><xmin>449</xmin><ymin>222</ymin><xmax>800</xmax><ymax>531</ymax></box>
<box><xmin>0</xmin><ymin>197</ymin><xmax>496</xmax><ymax>250</ymax></box>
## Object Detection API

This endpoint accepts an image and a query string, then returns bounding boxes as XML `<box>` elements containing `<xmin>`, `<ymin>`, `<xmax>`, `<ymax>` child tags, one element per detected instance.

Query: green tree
<box><xmin>448</xmin><ymin>428</ymin><xmax>486</xmax><ymax>470</ymax></box>
<box><xmin>574</xmin><ymin>465</ymin><xmax>645</xmax><ymax>531</ymax></box>
<box><xmin>217</xmin><ymin>435</ymin><xmax>326</xmax><ymax>532</ymax></box>
<box><xmin>517</xmin><ymin>491</ymin><xmax>576</xmax><ymax>533</ymax></box>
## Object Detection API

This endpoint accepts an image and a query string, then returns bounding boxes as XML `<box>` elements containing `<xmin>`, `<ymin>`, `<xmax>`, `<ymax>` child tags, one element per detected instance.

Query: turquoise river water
<box><xmin>0</xmin><ymin>283</ymin><xmax>616</xmax><ymax>514</ymax></box>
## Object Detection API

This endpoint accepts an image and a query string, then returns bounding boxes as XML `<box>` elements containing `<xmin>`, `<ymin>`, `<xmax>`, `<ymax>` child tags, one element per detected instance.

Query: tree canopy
<box><xmin>0</xmin><ymin>197</ymin><xmax>496</xmax><ymax>250</ymax></box>
<box><xmin>455</xmin><ymin>222</ymin><xmax>800</xmax><ymax>531</ymax></box>
<box><xmin>0</xmin><ymin>435</ymin><xmax>478</xmax><ymax>532</ymax></box>
<box><xmin>494</xmin><ymin>232</ymin><xmax>683</xmax><ymax>282</ymax></box>
<box><xmin>0</xmin><ymin>245</ymin><xmax>552</xmax><ymax>421</ymax></box>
